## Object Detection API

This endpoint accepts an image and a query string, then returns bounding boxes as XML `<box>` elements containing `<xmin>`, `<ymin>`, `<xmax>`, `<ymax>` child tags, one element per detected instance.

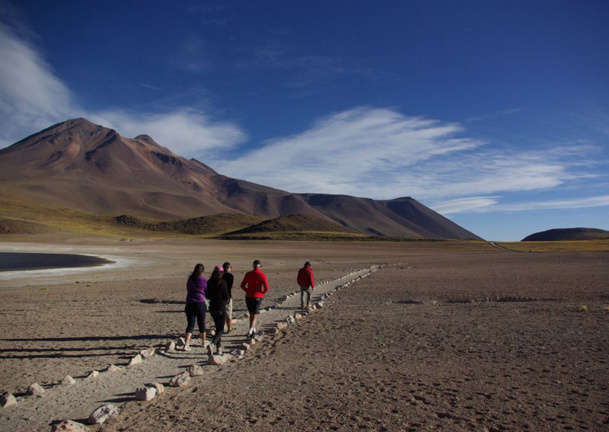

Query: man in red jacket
<box><xmin>240</xmin><ymin>259</ymin><xmax>269</xmax><ymax>339</ymax></box>
<box><xmin>297</xmin><ymin>261</ymin><xmax>314</xmax><ymax>309</ymax></box>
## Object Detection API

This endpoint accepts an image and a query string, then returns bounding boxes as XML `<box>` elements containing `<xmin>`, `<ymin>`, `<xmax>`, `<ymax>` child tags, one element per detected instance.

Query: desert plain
<box><xmin>0</xmin><ymin>235</ymin><xmax>608</xmax><ymax>431</ymax></box>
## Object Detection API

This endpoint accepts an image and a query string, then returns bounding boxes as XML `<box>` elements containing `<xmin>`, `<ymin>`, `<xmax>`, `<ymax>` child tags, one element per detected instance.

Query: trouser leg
<box><xmin>211</xmin><ymin>310</ymin><xmax>225</xmax><ymax>348</ymax></box>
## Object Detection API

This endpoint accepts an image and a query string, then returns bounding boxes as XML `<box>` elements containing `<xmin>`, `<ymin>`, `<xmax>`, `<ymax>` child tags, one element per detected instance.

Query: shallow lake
<box><xmin>0</xmin><ymin>252</ymin><xmax>115</xmax><ymax>272</ymax></box>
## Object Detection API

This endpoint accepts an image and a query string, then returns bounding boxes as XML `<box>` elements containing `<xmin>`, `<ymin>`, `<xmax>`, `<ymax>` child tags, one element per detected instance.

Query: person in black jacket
<box><xmin>205</xmin><ymin>265</ymin><xmax>229</xmax><ymax>356</ymax></box>
<box><xmin>222</xmin><ymin>262</ymin><xmax>234</xmax><ymax>334</ymax></box>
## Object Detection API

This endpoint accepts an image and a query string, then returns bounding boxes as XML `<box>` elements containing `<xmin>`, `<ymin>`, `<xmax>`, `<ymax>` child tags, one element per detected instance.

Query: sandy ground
<box><xmin>1</xmin><ymin>237</ymin><xmax>608</xmax><ymax>431</ymax></box>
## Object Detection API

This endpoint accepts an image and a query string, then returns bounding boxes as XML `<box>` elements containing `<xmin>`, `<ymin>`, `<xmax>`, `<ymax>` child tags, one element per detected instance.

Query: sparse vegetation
<box><xmin>496</xmin><ymin>240</ymin><xmax>609</xmax><ymax>253</ymax></box>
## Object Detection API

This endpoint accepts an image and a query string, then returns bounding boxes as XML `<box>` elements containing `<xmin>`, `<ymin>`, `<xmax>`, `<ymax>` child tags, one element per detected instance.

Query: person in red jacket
<box><xmin>297</xmin><ymin>261</ymin><xmax>315</xmax><ymax>309</ymax></box>
<box><xmin>240</xmin><ymin>259</ymin><xmax>269</xmax><ymax>339</ymax></box>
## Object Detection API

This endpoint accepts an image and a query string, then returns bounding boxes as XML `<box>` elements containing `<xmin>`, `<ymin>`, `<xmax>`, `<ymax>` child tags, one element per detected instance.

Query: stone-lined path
<box><xmin>1</xmin><ymin>265</ymin><xmax>380</xmax><ymax>431</ymax></box>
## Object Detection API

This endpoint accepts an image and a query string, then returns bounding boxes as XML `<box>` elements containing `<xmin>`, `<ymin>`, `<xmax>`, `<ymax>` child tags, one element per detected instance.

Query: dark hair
<box><xmin>223</xmin><ymin>262</ymin><xmax>231</xmax><ymax>271</ymax></box>
<box><xmin>253</xmin><ymin>259</ymin><xmax>261</xmax><ymax>268</ymax></box>
<box><xmin>189</xmin><ymin>263</ymin><xmax>204</xmax><ymax>280</ymax></box>
<box><xmin>210</xmin><ymin>267</ymin><xmax>223</xmax><ymax>284</ymax></box>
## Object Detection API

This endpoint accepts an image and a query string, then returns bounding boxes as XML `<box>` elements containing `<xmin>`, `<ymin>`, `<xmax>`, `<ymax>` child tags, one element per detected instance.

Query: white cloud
<box><xmin>0</xmin><ymin>20</ymin><xmax>246</xmax><ymax>154</ymax></box>
<box><xmin>90</xmin><ymin>109</ymin><xmax>247</xmax><ymax>155</ymax></box>
<box><xmin>217</xmin><ymin>107</ymin><xmax>601</xmax><ymax>204</ymax></box>
<box><xmin>434</xmin><ymin>195</ymin><xmax>609</xmax><ymax>215</ymax></box>
<box><xmin>492</xmin><ymin>195</ymin><xmax>609</xmax><ymax>213</ymax></box>
<box><xmin>218</xmin><ymin>107</ymin><xmax>483</xmax><ymax>197</ymax></box>
<box><xmin>431</xmin><ymin>197</ymin><xmax>500</xmax><ymax>214</ymax></box>
<box><xmin>0</xmin><ymin>22</ymin><xmax>77</xmax><ymax>143</ymax></box>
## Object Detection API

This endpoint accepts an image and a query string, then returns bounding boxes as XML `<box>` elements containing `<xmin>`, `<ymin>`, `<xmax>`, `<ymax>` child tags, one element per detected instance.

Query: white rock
<box><xmin>150</xmin><ymin>382</ymin><xmax>164</xmax><ymax>394</ymax></box>
<box><xmin>27</xmin><ymin>383</ymin><xmax>45</xmax><ymax>397</ymax></box>
<box><xmin>316</xmin><ymin>301</ymin><xmax>324</xmax><ymax>308</ymax></box>
<box><xmin>87</xmin><ymin>404</ymin><xmax>119</xmax><ymax>425</ymax></box>
<box><xmin>139</xmin><ymin>347</ymin><xmax>155</xmax><ymax>358</ymax></box>
<box><xmin>169</xmin><ymin>371</ymin><xmax>190</xmax><ymax>387</ymax></box>
<box><xmin>51</xmin><ymin>419</ymin><xmax>88</xmax><ymax>431</ymax></box>
<box><xmin>209</xmin><ymin>329</ymin><xmax>216</xmax><ymax>336</ymax></box>
<box><xmin>208</xmin><ymin>354</ymin><xmax>227</xmax><ymax>366</ymax></box>
<box><xmin>276</xmin><ymin>322</ymin><xmax>287</xmax><ymax>331</ymax></box>
<box><xmin>129</xmin><ymin>354</ymin><xmax>142</xmax><ymax>366</ymax></box>
<box><xmin>61</xmin><ymin>375</ymin><xmax>76</xmax><ymax>386</ymax></box>
<box><xmin>1</xmin><ymin>392</ymin><xmax>17</xmax><ymax>407</ymax></box>
<box><xmin>294</xmin><ymin>313</ymin><xmax>303</xmax><ymax>320</ymax></box>
<box><xmin>187</xmin><ymin>364</ymin><xmax>204</xmax><ymax>376</ymax></box>
<box><xmin>234</xmin><ymin>349</ymin><xmax>246</xmax><ymax>357</ymax></box>
<box><xmin>135</xmin><ymin>386</ymin><xmax>157</xmax><ymax>401</ymax></box>
<box><xmin>165</xmin><ymin>341</ymin><xmax>176</xmax><ymax>352</ymax></box>
<box><xmin>286</xmin><ymin>315</ymin><xmax>295</xmax><ymax>325</ymax></box>
<box><xmin>106</xmin><ymin>364</ymin><xmax>122</xmax><ymax>372</ymax></box>
<box><xmin>239</xmin><ymin>343</ymin><xmax>251</xmax><ymax>351</ymax></box>
<box><xmin>253</xmin><ymin>334</ymin><xmax>264</xmax><ymax>342</ymax></box>
<box><xmin>86</xmin><ymin>371</ymin><xmax>99</xmax><ymax>380</ymax></box>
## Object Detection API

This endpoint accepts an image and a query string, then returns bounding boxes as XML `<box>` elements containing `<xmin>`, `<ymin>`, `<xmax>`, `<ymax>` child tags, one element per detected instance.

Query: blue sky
<box><xmin>1</xmin><ymin>0</ymin><xmax>608</xmax><ymax>241</ymax></box>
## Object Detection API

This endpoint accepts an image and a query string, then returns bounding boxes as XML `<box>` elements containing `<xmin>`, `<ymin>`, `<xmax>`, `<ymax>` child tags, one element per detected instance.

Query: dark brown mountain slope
<box><xmin>0</xmin><ymin>118</ymin><xmax>482</xmax><ymax>239</ymax></box>
<box><xmin>0</xmin><ymin>118</ymin><xmax>230</xmax><ymax>219</ymax></box>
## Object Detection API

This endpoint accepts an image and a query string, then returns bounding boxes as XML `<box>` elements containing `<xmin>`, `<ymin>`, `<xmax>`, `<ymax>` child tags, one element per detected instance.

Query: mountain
<box><xmin>0</xmin><ymin>118</ymin><xmax>482</xmax><ymax>240</ymax></box>
<box><xmin>522</xmin><ymin>228</ymin><xmax>609</xmax><ymax>242</ymax></box>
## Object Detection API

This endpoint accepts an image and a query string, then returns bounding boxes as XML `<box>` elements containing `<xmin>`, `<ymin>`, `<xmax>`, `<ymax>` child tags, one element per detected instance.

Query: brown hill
<box><xmin>0</xmin><ymin>118</ymin><xmax>483</xmax><ymax>240</ymax></box>
<box><xmin>115</xmin><ymin>213</ymin><xmax>263</xmax><ymax>235</ymax></box>
<box><xmin>224</xmin><ymin>214</ymin><xmax>358</xmax><ymax>236</ymax></box>
<box><xmin>522</xmin><ymin>228</ymin><xmax>609</xmax><ymax>241</ymax></box>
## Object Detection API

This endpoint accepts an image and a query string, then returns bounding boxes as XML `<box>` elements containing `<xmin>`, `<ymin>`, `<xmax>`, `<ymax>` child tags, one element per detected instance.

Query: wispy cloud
<box><xmin>0</xmin><ymin>19</ymin><xmax>245</xmax><ymax>154</ymax></box>
<box><xmin>217</xmin><ymin>107</ymin><xmax>604</xmax><ymax>203</ymax></box>
<box><xmin>90</xmin><ymin>109</ymin><xmax>247</xmax><ymax>155</ymax></box>
<box><xmin>465</xmin><ymin>107</ymin><xmax>524</xmax><ymax>123</ymax></box>
<box><xmin>172</xmin><ymin>37</ymin><xmax>211</xmax><ymax>73</ymax></box>
<box><xmin>250</xmin><ymin>41</ymin><xmax>375</xmax><ymax>91</ymax></box>
<box><xmin>217</xmin><ymin>107</ymin><xmax>483</xmax><ymax>197</ymax></box>
<box><xmin>431</xmin><ymin>197</ymin><xmax>500</xmax><ymax>214</ymax></box>
<box><xmin>436</xmin><ymin>194</ymin><xmax>609</xmax><ymax>215</ymax></box>
<box><xmin>0</xmin><ymin>21</ymin><xmax>77</xmax><ymax>142</ymax></box>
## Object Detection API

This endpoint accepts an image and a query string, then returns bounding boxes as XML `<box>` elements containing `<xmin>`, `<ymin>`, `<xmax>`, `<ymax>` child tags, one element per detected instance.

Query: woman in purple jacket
<box><xmin>183</xmin><ymin>263</ymin><xmax>207</xmax><ymax>351</ymax></box>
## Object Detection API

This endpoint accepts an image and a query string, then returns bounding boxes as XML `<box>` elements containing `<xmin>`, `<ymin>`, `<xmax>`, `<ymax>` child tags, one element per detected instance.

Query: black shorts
<box><xmin>246</xmin><ymin>297</ymin><xmax>263</xmax><ymax>315</ymax></box>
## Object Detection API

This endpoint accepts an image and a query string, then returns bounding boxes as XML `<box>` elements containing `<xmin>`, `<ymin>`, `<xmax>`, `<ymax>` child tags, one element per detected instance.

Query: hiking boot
<box><xmin>183</xmin><ymin>344</ymin><xmax>191</xmax><ymax>351</ymax></box>
<box><xmin>207</xmin><ymin>343</ymin><xmax>215</xmax><ymax>356</ymax></box>
<box><xmin>217</xmin><ymin>347</ymin><xmax>223</xmax><ymax>355</ymax></box>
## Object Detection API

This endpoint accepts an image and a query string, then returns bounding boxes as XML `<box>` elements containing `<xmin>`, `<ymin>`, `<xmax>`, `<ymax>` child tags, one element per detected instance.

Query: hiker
<box><xmin>240</xmin><ymin>259</ymin><xmax>269</xmax><ymax>339</ymax></box>
<box><xmin>297</xmin><ymin>261</ymin><xmax>315</xmax><ymax>308</ymax></box>
<box><xmin>205</xmin><ymin>265</ymin><xmax>229</xmax><ymax>356</ymax></box>
<box><xmin>222</xmin><ymin>262</ymin><xmax>234</xmax><ymax>334</ymax></box>
<box><xmin>183</xmin><ymin>263</ymin><xmax>207</xmax><ymax>351</ymax></box>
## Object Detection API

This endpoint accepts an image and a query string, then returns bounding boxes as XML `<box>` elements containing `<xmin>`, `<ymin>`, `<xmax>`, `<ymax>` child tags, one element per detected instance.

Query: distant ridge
<box><xmin>115</xmin><ymin>213</ymin><xmax>264</xmax><ymax>235</ymax></box>
<box><xmin>0</xmin><ymin>118</ymin><xmax>483</xmax><ymax>240</ymax></box>
<box><xmin>223</xmin><ymin>214</ymin><xmax>358</xmax><ymax>236</ymax></box>
<box><xmin>522</xmin><ymin>228</ymin><xmax>609</xmax><ymax>241</ymax></box>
